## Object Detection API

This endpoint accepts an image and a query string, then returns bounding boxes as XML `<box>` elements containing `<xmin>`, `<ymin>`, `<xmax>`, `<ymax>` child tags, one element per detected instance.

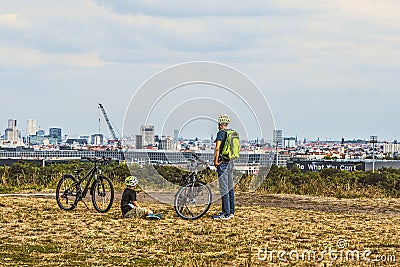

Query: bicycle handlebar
<box><xmin>191</xmin><ymin>153</ymin><xmax>208</xmax><ymax>166</ymax></box>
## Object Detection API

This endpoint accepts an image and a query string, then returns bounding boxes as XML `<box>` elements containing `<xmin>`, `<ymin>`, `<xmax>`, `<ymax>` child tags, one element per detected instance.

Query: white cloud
<box><xmin>0</xmin><ymin>46</ymin><xmax>105</xmax><ymax>68</ymax></box>
<box><xmin>0</xmin><ymin>13</ymin><xmax>30</xmax><ymax>28</ymax></box>
<box><xmin>93</xmin><ymin>0</ymin><xmax>288</xmax><ymax>17</ymax></box>
<box><xmin>335</xmin><ymin>0</ymin><xmax>400</xmax><ymax>20</ymax></box>
<box><xmin>2</xmin><ymin>0</ymin><xmax>398</xmax><ymax>67</ymax></box>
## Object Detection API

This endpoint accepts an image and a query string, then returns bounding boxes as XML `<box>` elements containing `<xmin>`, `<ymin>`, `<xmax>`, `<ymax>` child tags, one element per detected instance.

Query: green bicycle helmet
<box><xmin>218</xmin><ymin>114</ymin><xmax>230</xmax><ymax>125</ymax></box>
<box><xmin>125</xmin><ymin>176</ymin><xmax>138</xmax><ymax>187</ymax></box>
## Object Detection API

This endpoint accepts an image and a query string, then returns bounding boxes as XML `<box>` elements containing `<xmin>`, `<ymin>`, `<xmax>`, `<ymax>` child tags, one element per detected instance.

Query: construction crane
<box><xmin>98</xmin><ymin>103</ymin><xmax>122</xmax><ymax>149</ymax></box>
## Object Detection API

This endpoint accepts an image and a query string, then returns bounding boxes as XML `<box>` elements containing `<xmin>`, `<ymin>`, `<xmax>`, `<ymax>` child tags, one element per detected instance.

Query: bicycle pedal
<box><xmin>74</xmin><ymin>196</ymin><xmax>81</xmax><ymax>206</ymax></box>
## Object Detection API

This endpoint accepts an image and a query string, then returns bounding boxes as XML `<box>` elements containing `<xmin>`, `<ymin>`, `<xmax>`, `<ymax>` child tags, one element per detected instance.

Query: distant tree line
<box><xmin>0</xmin><ymin>161</ymin><xmax>130</xmax><ymax>193</ymax></box>
<box><xmin>1</xmin><ymin>161</ymin><xmax>400</xmax><ymax>197</ymax></box>
<box><xmin>237</xmin><ymin>165</ymin><xmax>400</xmax><ymax>198</ymax></box>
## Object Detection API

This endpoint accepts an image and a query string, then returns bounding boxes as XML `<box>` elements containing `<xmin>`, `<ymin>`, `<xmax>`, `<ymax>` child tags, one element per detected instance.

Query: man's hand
<box><xmin>214</xmin><ymin>160</ymin><xmax>221</xmax><ymax>167</ymax></box>
<box><xmin>214</xmin><ymin>140</ymin><xmax>222</xmax><ymax>167</ymax></box>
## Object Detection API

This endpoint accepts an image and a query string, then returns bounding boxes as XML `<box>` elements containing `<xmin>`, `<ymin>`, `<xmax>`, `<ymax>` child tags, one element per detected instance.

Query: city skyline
<box><xmin>1</xmin><ymin>1</ymin><xmax>399</xmax><ymax>141</ymax></box>
<box><xmin>0</xmin><ymin>117</ymin><xmax>396</xmax><ymax>144</ymax></box>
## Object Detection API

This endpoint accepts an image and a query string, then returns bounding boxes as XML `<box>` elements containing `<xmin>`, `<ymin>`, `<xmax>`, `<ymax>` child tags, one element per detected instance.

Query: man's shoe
<box><xmin>213</xmin><ymin>213</ymin><xmax>231</xmax><ymax>220</ymax></box>
<box><xmin>212</xmin><ymin>212</ymin><xmax>224</xmax><ymax>219</ymax></box>
<box><xmin>221</xmin><ymin>214</ymin><xmax>232</xmax><ymax>220</ymax></box>
<box><xmin>229</xmin><ymin>214</ymin><xmax>234</xmax><ymax>219</ymax></box>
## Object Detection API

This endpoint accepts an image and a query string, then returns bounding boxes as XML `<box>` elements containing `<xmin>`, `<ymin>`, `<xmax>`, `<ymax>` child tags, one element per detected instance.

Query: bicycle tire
<box><xmin>91</xmin><ymin>176</ymin><xmax>114</xmax><ymax>213</ymax></box>
<box><xmin>56</xmin><ymin>175</ymin><xmax>78</xmax><ymax>211</ymax></box>
<box><xmin>174</xmin><ymin>181</ymin><xmax>211</xmax><ymax>220</ymax></box>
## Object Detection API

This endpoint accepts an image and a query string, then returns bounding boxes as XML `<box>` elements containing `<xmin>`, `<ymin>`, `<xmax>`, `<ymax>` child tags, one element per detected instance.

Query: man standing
<box><xmin>213</xmin><ymin>114</ymin><xmax>235</xmax><ymax>220</ymax></box>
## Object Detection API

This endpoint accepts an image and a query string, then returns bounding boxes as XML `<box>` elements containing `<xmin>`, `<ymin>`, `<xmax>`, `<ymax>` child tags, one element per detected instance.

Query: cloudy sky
<box><xmin>1</xmin><ymin>0</ymin><xmax>399</xmax><ymax>141</ymax></box>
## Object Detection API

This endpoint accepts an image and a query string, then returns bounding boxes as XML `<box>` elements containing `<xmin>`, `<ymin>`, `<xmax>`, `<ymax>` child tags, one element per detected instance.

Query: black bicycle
<box><xmin>56</xmin><ymin>157</ymin><xmax>114</xmax><ymax>213</ymax></box>
<box><xmin>174</xmin><ymin>154</ymin><xmax>212</xmax><ymax>220</ymax></box>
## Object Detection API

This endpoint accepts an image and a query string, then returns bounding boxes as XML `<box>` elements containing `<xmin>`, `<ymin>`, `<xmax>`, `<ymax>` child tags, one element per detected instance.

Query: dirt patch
<box><xmin>236</xmin><ymin>193</ymin><xmax>400</xmax><ymax>216</ymax></box>
<box><xmin>2</xmin><ymin>191</ymin><xmax>400</xmax><ymax>216</ymax></box>
<box><xmin>124</xmin><ymin>191</ymin><xmax>400</xmax><ymax>216</ymax></box>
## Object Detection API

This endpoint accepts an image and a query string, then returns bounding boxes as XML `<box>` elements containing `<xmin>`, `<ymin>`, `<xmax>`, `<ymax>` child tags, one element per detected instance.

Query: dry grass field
<box><xmin>1</xmin><ymin>192</ymin><xmax>399</xmax><ymax>266</ymax></box>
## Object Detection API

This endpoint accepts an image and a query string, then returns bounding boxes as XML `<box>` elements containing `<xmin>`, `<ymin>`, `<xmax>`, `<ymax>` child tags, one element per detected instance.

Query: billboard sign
<box><xmin>287</xmin><ymin>160</ymin><xmax>365</xmax><ymax>172</ymax></box>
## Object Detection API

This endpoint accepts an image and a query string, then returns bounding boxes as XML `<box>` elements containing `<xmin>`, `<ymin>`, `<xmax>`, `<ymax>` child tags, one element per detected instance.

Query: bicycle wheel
<box><xmin>174</xmin><ymin>181</ymin><xmax>211</xmax><ymax>220</ymax></box>
<box><xmin>56</xmin><ymin>175</ymin><xmax>78</xmax><ymax>211</ymax></box>
<box><xmin>91</xmin><ymin>176</ymin><xmax>114</xmax><ymax>213</ymax></box>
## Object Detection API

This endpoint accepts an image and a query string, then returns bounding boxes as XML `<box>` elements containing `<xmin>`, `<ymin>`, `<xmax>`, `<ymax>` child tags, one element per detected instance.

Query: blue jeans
<box><xmin>217</xmin><ymin>161</ymin><xmax>235</xmax><ymax>215</ymax></box>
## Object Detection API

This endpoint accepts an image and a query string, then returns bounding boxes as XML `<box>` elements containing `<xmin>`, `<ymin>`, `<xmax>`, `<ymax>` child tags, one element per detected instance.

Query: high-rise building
<box><xmin>135</xmin><ymin>134</ymin><xmax>143</xmax><ymax>149</ymax></box>
<box><xmin>5</xmin><ymin>119</ymin><xmax>18</xmax><ymax>142</ymax></box>
<box><xmin>173</xmin><ymin>129</ymin><xmax>179</xmax><ymax>141</ymax></box>
<box><xmin>140</xmin><ymin>125</ymin><xmax>155</xmax><ymax>146</ymax></box>
<box><xmin>27</xmin><ymin>119</ymin><xmax>37</xmax><ymax>136</ymax></box>
<box><xmin>159</xmin><ymin>136</ymin><xmax>173</xmax><ymax>150</ymax></box>
<box><xmin>273</xmin><ymin>129</ymin><xmax>283</xmax><ymax>148</ymax></box>
<box><xmin>8</xmin><ymin>119</ymin><xmax>16</xmax><ymax>129</ymax></box>
<box><xmin>4</xmin><ymin>129</ymin><xmax>15</xmax><ymax>141</ymax></box>
<box><xmin>49</xmin><ymin>128</ymin><xmax>62</xmax><ymax>143</ymax></box>
<box><xmin>91</xmin><ymin>134</ymin><xmax>104</xmax><ymax>145</ymax></box>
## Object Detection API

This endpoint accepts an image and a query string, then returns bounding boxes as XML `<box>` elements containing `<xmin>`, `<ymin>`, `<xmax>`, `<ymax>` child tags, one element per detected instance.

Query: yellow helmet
<box><xmin>218</xmin><ymin>114</ymin><xmax>230</xmax><ymax>125</ymax></box>
<box><xmin>125</xmin><ymin>176</ymin><xmax>138</xmax><ymax>187</ymax></box>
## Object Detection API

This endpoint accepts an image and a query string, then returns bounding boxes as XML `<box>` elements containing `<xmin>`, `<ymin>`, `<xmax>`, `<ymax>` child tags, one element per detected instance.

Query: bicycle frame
<box><xmin>174</xmin><ymin>154</ymin><xmax>212</xmax><ymax>220</ymax></box>
<box><xmin>56</xmin><ymin>156</ymin><xmax>114</xmax><ymax>213</ymax></box>
<box><xmin>75</xmin><ymin>163</ymin><xmax>100</xmax><ymax>198</ymax></box>
<box><xmin>184</xmin><ymin>158</ymin><xmax>204</xmax><ymax>184</ymax></box>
